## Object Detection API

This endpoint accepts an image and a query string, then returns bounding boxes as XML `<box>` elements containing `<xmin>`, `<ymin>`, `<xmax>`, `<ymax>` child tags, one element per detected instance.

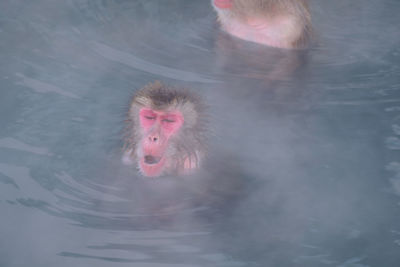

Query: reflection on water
<box><xmin>1</xmin><ymin>0</ymin><xmax>400</xmax><ymax>266</ymax></box>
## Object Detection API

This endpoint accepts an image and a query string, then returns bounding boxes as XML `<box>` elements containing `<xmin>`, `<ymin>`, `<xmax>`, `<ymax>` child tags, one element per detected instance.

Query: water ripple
<box><xmin>92</xmin><ymin>42</ymin><xmax>219</xmax><ymax>84</ymax></box>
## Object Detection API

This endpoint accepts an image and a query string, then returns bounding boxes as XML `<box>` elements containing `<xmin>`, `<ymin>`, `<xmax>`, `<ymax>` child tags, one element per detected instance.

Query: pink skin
<box><xmin>213</xmin><ymin>0</ymin><xmax>301</xmax><ymax>49</ymax></box>
<box><xmin>214</xmin><ymin>0</ymin><xmax>232</xmax><ymax>9</ymax></box>
<box><xmin>139</xmin><ymin>108</ymin><xmax>184</xmax><ymax>177</ymax></box>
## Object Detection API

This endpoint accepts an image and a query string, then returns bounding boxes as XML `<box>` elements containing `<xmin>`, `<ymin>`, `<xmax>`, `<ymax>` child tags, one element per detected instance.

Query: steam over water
<box><xmin>1</xmin><ymin>0</ymin><xmax>400</xmax><ymax>266</ymax></box>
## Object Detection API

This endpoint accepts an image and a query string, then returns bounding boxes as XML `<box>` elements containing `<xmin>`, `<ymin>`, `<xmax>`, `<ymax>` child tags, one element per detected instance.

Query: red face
<box><xmin>214</xmin><ymin>0</ymin><xmax>233</xmax><ymax>9</ymax></box>
<box><xmin>138</xmin><ymin>108</ymin><xmax>184</xmax><ymax>177</ymax></box>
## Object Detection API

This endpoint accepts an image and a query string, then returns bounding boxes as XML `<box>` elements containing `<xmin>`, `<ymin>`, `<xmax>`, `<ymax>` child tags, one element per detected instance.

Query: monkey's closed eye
<box><xmin>145</xmin><ymin>116</ymin><xmax>156</xmax><ymax>120</ymax></box>
<box><xmin>162</xmin><ymin>119</ymin><xmax>175</xmax><ymax>123</ymax></box>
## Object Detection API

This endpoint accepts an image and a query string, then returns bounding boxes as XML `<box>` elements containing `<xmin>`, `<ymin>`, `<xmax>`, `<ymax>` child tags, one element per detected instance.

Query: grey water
<box><xmin>1</xmin><ymin>0</ymin><xmax>400</xmax><ymax>266</ymax></box>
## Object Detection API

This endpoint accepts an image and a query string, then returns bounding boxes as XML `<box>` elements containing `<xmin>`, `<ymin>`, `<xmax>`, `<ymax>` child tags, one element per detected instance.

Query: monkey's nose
<box><xmin>148</xmin><ymin>136</ymin><xmax>158</xmax><ymax>142</ymax></box>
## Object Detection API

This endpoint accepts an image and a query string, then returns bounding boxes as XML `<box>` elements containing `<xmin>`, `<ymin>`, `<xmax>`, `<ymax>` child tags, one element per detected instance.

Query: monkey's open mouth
<box><xmin>140</xmin><ymin>155</ymin><xmax>166</xmax><ymax>177</ymax></box>
<box><xmin>144</xmin><ymin>155</ymin><xmax>162</xmax><ymax>165</ymax></box>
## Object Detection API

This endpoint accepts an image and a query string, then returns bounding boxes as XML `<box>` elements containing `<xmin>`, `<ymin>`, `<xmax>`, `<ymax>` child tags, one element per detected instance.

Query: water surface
<box><xmin>1</xmin><ymin>0</ymin><xmax>400</xmax><ymax>266</ymax></box>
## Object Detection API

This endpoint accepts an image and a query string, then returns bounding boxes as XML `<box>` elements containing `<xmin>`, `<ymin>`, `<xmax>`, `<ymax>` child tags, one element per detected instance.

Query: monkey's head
<box><xmin>212</xmin><ymin>0</ymin><xmax>310</xmax><ymax>18</ymax></box>
<box><xmin>211</xmin><ymin>0</ymin><xmax>312</xmax><ymax>49</ymax></box>
<box><xmin>123</xmin><ymin>81</ymin><xmax>206</xmax><ymax>177</ymax></box>
<box><xmin>212</xmin><ymin>0</ymin><xmax>270</xmax><ymax>18</ymax></box>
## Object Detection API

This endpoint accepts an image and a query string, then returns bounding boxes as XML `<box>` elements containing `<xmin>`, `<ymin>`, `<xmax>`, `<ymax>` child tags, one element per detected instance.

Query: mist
<box><xmin>1</xmin><ymin>0</ymin><xmax>400</xmax><ymax>266</ymax></box>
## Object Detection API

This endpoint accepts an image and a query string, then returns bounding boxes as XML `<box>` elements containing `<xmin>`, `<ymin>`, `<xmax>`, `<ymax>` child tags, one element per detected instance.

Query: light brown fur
<box><xmin>212</xmin><ymin>0</ymin><xmax>312</xmax><ymax>49</ymax></box>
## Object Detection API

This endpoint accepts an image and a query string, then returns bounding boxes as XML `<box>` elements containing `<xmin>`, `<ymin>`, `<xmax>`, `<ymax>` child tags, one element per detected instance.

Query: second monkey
<box><xmin>212</xmin><ymin>0</ymin><xmax>312</xmax><ymax>49</ymax></box>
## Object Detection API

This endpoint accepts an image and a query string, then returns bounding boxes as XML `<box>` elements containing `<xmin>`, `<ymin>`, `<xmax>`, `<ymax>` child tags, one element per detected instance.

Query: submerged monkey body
<box><xmin>212</xmin><ymin>0</ymin><xmax>312</xmax><ymax>49</ymax></box>
<box><xmin>123</xmin><ymin>82</ymin><xmax>206</xmax><ymax>177</ymax></box>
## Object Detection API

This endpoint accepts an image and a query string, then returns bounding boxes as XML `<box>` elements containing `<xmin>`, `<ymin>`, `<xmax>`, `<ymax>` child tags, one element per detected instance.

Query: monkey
<box><xmin>122</xmin><ymin>81</ymin><xmax>206</xmax><ymax>177</ymax></box>
<box><xmin>211</xmin><ymin>0</ymin><xmax>312</xmax><ymax>49</ymax></box>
